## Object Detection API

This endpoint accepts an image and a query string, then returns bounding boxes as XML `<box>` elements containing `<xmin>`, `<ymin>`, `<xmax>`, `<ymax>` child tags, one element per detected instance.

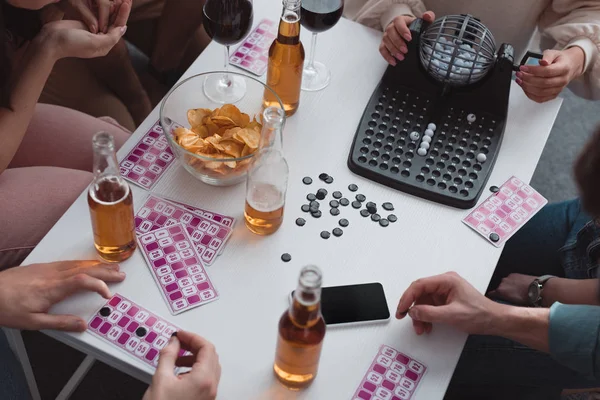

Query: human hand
<box><xmin>61</xmin><ymin>0</ymin><xmax>128</xmax><ymax>33</ymax></box>
<box><xmin>39</xmin><ymin>0</ymin><xmax>130</xmax><ymax>61</ymax></box>
<box><xmin>396</xmin><ymin>272</ymin><xmax>503</xmax><ymax>335</ymax></box>
<box><xmin>143</xmin><ymin>331</ymin><xmax>221</xmax><ymax>400</ymax></box>
<box><xmin>516</xmin><ymin>47</ymin><xmax>585</xmax><ymax>103</ymax></box>
<box><xmin>380</xmin><ymin>11</ymin><xmax>435</xmax><ymax>66</ymax></box>
<box><xmin>487</xmin><ymin>273</ymin><xmax>536</xmax><ymax>306</ymax></box>
<box><xmin>0</xmin><ymin>261</ymin><xmax>125</xmax><ymax>331</ymax></box>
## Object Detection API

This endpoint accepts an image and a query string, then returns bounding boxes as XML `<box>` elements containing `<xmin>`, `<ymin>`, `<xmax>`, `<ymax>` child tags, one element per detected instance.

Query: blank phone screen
<box><xmin>293</xmin><ymin>283</ymin><xmax>390</xmax><ymax>325</ymax></box>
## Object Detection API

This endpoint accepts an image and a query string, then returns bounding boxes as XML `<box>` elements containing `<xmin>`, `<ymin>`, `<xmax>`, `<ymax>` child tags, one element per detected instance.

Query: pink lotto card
<box><xmin>119</xmin><ymin>121</ymin><xmax>175</xmax><ymax>190</ymax></box>
<box><xmin>167</xmin><ymin>198</ymin><xmax>236</xmax><ymax>228</ymax></box>
<box><xmin>462</xmin><ymin>176</ymin><xmax>548</xmax><ymax>248</ymax></box>
<box><xmin>137</xmin><ymin>223</ymin><xmax>219</xmax><ymax>315</ymax></box>
<box><xmin>135</xmin><ymin>195</ymin><xmax>233</xmax><ymax>266</ymax></box>
<box><xmin>229</xmin><ymin>19</ymin><xmax>277</xmax><ymax>76</ymax></box>
<box><xmin>353</xmin><ymin>345</ymin><xmax>427</xmax><ymax>400</ymax></box>
<box><xmin>87</xmin><ymin>293</ymin><xmax>190</xmax><ymax>370</ymax></box>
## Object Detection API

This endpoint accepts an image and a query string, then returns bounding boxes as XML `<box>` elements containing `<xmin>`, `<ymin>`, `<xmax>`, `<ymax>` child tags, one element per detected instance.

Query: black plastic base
<box><xmin>347</xmin><ymin>19</ymin><xmax>514</xmax><ymax>209</ymax></box>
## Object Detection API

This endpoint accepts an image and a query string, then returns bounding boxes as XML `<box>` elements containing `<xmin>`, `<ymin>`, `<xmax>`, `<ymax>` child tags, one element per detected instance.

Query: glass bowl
<box><xmin>160</xmin><ymin>71</ymin><xmax>284</xmax><ymax>186</ymax></box>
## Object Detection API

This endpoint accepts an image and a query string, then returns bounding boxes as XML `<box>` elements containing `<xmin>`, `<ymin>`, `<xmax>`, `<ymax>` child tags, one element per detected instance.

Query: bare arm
<box><xmin>488</xmin><ymin>304</ymin><xmax>551</xmax><ymax>353</ymax></box>
<box><xmin>0</xmin><ymin>37</ymin><xmax>57</xmax><ymax>175</ymax></box>
<box><xmin>542</xmin><ymin>278</ymin><xmax>600</xmax><ymax>307</ymax></box>
<box><xmin>399</xmin><ymin>273</ymin><xmax>600</xmax><ymax>378</ymax></box>
<box><xmin>489</xmin><ymin>273</ymin><xmax>600</xmax><ymax>307</ymax></box>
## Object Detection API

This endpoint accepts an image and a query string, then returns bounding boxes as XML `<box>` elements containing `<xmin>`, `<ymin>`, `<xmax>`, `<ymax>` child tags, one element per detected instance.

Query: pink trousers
<box><xmin>0</xmin><ymin>104</ymin><xmax>131</xmax><ymax>270</ymax></box>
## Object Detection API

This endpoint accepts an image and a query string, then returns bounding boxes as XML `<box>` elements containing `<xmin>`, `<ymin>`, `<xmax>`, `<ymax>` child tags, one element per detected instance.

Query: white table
<box><xmin>22</xmin><ymin>1</ymin><xmax>563</xmax><ymax>398</ymax></box>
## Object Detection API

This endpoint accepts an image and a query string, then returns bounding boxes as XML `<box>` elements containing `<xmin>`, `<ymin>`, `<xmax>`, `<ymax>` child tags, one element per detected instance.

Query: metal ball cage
<box><xmin>419</xmin><ymin>15</ymin><xmax>497</xmax><ymax>86</ymax></box>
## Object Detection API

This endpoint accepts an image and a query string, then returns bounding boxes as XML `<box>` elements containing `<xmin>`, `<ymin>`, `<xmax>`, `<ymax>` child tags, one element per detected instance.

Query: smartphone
<box><xmin>290</xmin><ymin>282</ymin><xmax>390</xmax><ymax>327</ymax></box>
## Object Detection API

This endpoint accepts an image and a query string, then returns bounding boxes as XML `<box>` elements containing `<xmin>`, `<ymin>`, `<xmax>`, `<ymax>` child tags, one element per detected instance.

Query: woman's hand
<box><xmin>0</xmin><ymin>261</ymin><xmax>125</xmax><ymax>331</ymax></box>
<box><xmin>144</xmin><ymin>331</ymin><xmax>221</xmax><ymax>400</ymax></box>
<box><xmin>380</xmin><ymin>11</ymin><xmax>435</xmax><ymax>66</ymax></box>
<box><xmin>516</xmin><ymin>47</ymin><xmax>586</xmax><ymax>103</ymax></box>
<box><xmin>60</xmin><ymin>0</ymin><xmax>126</xmax><ymax>34</ymax></box>
<box><xmin>487</xmin><ymin>273</ymin><xmax>536</xmax><ymax>306</ymax></box>
<box><xmin>396</xmin><ymin>272</ymin><xmax>503</xmax><ymax>335</ymax></box>
<box><xmin>40</xmin><ymin>20</ymin><xmax>127</xmax><ymax>60</ymax></box>
<box><xmin>39</xmin><ymin>0</ymin><xmax>130</xmax><ymax>61</ymax></box>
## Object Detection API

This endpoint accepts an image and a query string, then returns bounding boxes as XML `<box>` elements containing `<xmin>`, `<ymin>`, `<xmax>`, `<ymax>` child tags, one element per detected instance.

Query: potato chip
<box><xmin>175</xmin><ymin>103</ymin><xmax>265</xmax><ymax>176</ymax></box>
<box><xmin>191</xmin><ymin>125</ymin><xmax>210</xmax><ymax>138</ymax></box>
<box><xmin>222</xmin><ymin>127</ymin><xmax>242</xmax><ymax>140</ymax></box>
<box><xmin>204</xmin><ymin>120</ymin><xmax>220</xmax><ymax>136</ymax></box>
<box><xmin>219</xmin><ymin>139</ymin><xmax>244</xmax><ymax>158</ymax></box>
<box><xmin>246</xmin><ymin>117</ymin><xmax>262</xmax><ymax>132</ymax></box>
<box><xmin>211</xmin><ymin>116</ymin><xmax>236</xmax><ymax>127</ymax></box>
<box><xmin>241</xmin><ymin>144</ymin><xmax>252</xmax><ymax>157</ymax></box>
<box><xmin>234</xmin><ymin>128</ymin><xmax>260</xmax><ymax>149</ymax></box>
<box><xmin>187</xmin><ymin>108</ymin><xmax>212</xmax><ymax>128</ymax></box>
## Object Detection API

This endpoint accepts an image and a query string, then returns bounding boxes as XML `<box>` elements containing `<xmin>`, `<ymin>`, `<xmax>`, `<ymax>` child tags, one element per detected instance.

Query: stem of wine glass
<box><xmin>307</xmin><ymin>32</ymin><xmax>318</xmax><ymax>72</ymax></box>
<box><xmin>221</xmin><ymin>45</ymin><xmax>232</xmax><ymax>88</ymax></box>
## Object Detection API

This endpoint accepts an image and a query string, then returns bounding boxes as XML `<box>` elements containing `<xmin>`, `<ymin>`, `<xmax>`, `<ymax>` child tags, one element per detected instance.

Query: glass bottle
<box><xmin>87</xmin><ymin>132</ymin><xmax>136</xmax><ymax>262</ymax></box>
<box><xmin>244</xmin><ymin>107</ymin><xmax>288</xmax><ymax>235</ymax></box>
<box><xmin>274</xmin><ymin>265</ymin><xmax>326</xmax><ymax>389</ymax></box>
<box><xmin>263</xmin><ymin>0</ymin><xmax>305</xmax><ymax>117</ymax></box>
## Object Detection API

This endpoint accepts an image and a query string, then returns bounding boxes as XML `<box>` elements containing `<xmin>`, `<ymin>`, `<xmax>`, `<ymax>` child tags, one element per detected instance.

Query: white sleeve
<box><xmin>352</xmin><ymin>0</ymin><xmax>427</xmax><ymax>31</ymax></box>
<box><xmin>538</xmin><ymin>0</ymin><xmax>600</xmax><ymax>100</ymax></box>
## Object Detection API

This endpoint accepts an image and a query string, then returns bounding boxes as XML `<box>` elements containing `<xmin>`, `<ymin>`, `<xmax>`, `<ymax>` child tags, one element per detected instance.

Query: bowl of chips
<box><xmin>159</xmin><ymin>71</ymin><xmax>284</xmax><ymax>186</ymax></box>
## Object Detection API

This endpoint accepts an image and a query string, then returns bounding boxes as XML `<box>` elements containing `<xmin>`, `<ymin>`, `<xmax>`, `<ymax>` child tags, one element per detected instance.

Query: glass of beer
<box><xmin>88</xmin><ymin>132</ymin><xmax>136</xmax><ymax>262</ymax></box>
<box><xmin>244</xmin><ymin>107</ymin><xmax>288</xmax><ymax>235</ymax></box>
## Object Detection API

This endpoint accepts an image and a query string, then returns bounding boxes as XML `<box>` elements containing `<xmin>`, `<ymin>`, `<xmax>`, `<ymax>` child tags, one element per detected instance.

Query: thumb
<box><xmin>539</xmin><ymin>50</ymin><xmax>560</xmax><ymax>67</ymax></box>
<box><xmin>423</xmin><ymin>11</ymin><xmax>436</xmax><ymax>23</ymax></box>
<box><xmin>156</xmin><ymin>334</ymin><xmax>180</xmax><ymax>377</ymax></box>
<box><xmin>31</xmin><ymin>313</ymin><xmax>86</xmax><ymax>332</ymax></box>
<box><xmin>408</xmin><ymin>304</ymin><xmax>448</xmax><ymax>323</ymax></box>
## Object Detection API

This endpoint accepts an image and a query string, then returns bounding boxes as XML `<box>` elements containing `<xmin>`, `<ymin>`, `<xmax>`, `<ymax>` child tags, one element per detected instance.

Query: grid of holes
<box><xmin>356</xmin><ymin>86</ymin><xmax>432</xmax><ymax>177</ymax></box>
<box><xmin>415</xmin><ymin>107</ymin><xmax>498</xmax><ymax>197</ymax></box>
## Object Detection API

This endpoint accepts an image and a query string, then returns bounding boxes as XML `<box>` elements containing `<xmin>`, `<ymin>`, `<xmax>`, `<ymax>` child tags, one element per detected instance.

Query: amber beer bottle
<box><xmin>88</xmin><ymin>132</ymin><xmax>136</xmax><ymax>262</ymax></box>
<box><xmin>245</xmin><ymin>107</ymin><xmax>288</xmax><ymax>235</ymax></box>
<box><xmin>274</xmin><ymin>265</ymin><xmax>326</xmax><ymax>389</ymax></box>
<box><xmin>263</xmin><ymin>0</ymin><xmax>305</xmax><ymax>116</ymax></box>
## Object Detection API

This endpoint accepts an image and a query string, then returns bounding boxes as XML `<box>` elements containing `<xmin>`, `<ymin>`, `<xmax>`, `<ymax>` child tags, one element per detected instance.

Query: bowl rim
<box><xmin>159</xmin><ymin>71</ymin><xmax>284</xmax><ymax>163</ymax></box>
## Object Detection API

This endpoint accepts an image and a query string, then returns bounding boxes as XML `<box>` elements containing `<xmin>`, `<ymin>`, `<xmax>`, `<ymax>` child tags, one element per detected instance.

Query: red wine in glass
<box><xmin>301</xmin><ymin>0</ymin><xmax>343</xmax><ymax>33</ymax></box>
<box><xmin>202</xmin><ymin>0</ymin><xmax>254</xmax><ymax>103</ymax></box>
<box><xmin>203</xmin><ymin>0</ymin><xmax>254</xmax><ymax>46</ymax></box>
<box><xmin>300</xmin><ymin>0</ymin><xmax>344</xmax><ymax>91</ymax></box>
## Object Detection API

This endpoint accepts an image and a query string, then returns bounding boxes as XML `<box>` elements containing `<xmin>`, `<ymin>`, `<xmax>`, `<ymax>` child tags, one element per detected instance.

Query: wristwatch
<box><xmin>527</xmin><ymin>275</ymin><xmax>555</xmax><ymax>307</ymax></box>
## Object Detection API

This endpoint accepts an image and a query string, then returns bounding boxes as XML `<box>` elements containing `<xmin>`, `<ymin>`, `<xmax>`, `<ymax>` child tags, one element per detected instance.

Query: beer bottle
<box><xmin>274</xmin><ymin>265</ymin><xmax>326</xmax><ymax>389</ymax></box>
<box><xmin>88</xmin><ymin>132</ymin><xmax>136</xmax><ymax>262</ymax></box>
<box><xmin>263</xmin><ymin>0</ymin><xmax>305</xmax><ymax>117</ymax></box>
<box><xmin>244</xmin><ymin>107</ymin><xmax>288</xmax><ymax>235</ymax></box>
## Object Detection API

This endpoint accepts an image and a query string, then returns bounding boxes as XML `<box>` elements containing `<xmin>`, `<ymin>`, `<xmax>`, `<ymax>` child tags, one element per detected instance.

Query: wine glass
<box><xmin>203</xmin><ymin>0</ymin><xmax>254</xmax><ymax>103</ymax></box>
<box><xmin>300</xmin><ymin>0</ymin><xmax>344</xmax><ymax>91</ymax></box>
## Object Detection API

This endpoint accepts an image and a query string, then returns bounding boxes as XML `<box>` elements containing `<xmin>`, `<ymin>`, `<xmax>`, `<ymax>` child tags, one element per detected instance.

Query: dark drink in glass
<box><xmin>301</xmin><ymin>0</ymin><xmax>343</xmax><ymax>33</ymax></box>
<box><xmin>203</xmin><ymin>0</ymin><xmax>254</xmax><ymax>46</ymax></box>
<box><xmin>202</xmin><ymin>0</ymin><xmax>254</xmax><ymax>103</ymax></box>
<box><xmin>299</xmin><ymin>0</ymin><xmax>345</xmax><ymax>92</ymax></box>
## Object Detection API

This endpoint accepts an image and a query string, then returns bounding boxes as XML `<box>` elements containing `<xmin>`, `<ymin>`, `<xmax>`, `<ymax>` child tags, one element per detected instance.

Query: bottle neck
<box><xmin>278</xmin><ymin>0</ymin><xmax>301</xmax><ymax>45</ymax></box>
<box><xmin>92</xmin><ymin>132</ymin><xmax>120</xmax><ymax>181</ymax></box>
<box><xmin>289</xmin><ymin>265</ymin><xmax>323</xmax><ymax>327</ymax></box>
<box><xmin>259</xmin><ymin>107</ymin><xmax>285</xmax><ymax>153</ymax></box>
<box><xmin>289</xmin><ymin>285</ymin><xmax>322</xmax><ymax>327</ymax></box>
